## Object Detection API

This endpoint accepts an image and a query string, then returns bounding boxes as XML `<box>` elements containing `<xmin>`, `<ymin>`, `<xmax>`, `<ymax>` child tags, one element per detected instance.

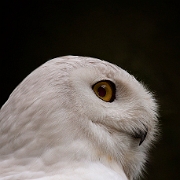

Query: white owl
<box><xmin>0</xmin><ymin>56</ymin><xmax>158</xmax><ymax>180</ymax></box>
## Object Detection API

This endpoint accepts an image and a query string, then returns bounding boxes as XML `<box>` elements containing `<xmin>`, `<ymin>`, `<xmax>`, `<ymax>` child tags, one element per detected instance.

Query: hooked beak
<box><xmin>133</xmin><ymin>129</ymin><xmax>148</xmax><ymax>146</ymax></box>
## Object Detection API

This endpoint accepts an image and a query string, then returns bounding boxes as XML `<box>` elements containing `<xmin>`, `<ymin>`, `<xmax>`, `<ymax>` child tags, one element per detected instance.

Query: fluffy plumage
<box><xmin>0</xmin><ymin>56</ymin><xmax>158</xmax><ymax>180</ymax></box>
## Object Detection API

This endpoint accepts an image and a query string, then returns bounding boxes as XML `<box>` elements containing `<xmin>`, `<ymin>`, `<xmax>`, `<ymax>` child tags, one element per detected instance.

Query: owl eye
<box><xmin>92</xmin><ymin>80</ymin><xmax>116</xmax><ymax>102</ymax></box>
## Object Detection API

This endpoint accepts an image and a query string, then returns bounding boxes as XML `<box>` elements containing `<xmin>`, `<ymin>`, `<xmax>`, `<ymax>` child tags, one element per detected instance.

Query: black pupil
<box><xmin>98</xmin><ymin>86</ymin><xmax>106</xmax><ymax>97</ymax></box>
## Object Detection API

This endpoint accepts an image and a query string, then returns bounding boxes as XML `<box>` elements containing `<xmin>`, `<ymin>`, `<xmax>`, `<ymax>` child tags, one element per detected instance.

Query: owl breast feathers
<box><xmin>0</xmin><ymin>56</ymin><xmax>158</xmax><ymax>180</ymax></box>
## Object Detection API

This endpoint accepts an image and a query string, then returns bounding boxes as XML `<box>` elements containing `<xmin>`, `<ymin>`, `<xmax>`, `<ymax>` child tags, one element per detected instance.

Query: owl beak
<box><xmin>133</xmin><ymin>129</ymin><xmax>148</xmax><ymax>146</ymax></box>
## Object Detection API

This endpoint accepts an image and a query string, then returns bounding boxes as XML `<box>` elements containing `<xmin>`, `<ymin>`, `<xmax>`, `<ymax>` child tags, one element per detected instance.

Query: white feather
<box><xmin>0</xmin><ymin>56</ymin><xmax>158</xmax><ymax>179</ymax></box>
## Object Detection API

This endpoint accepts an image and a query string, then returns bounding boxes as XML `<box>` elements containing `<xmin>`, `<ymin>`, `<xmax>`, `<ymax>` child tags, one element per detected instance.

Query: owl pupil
<box><xmin>98</xmin><ymin>86</ymin><xmax>106</xmax><ymax>97</ymax></box>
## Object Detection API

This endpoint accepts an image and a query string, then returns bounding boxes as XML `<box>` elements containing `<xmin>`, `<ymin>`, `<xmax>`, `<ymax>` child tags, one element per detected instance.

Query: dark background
<box><xmin>1</xmin><ymin>1</ymin><xmax>180</xmax><ymax>179</ymax></box>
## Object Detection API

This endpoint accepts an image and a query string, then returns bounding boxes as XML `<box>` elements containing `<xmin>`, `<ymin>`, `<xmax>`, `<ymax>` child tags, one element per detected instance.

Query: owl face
<box><xmin>0</xmin><ymin>56</ymin><xmax>158</xmax><ymax>180</ymax></box>
<box><xmin>67</xmin><ymin>57</ymin><xmax>157</xmax><ymax>139</ymax></box>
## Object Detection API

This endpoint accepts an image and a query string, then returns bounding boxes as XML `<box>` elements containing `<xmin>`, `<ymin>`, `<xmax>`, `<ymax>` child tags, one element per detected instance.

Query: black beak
<box><xmin>133</xmin><ymin>129</ymin><xmax>148</xmax><ymax>146</ymax></box>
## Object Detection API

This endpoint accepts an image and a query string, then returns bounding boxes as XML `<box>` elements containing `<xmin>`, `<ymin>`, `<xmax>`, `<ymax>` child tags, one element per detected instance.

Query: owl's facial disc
<box><xmin>92</xmin><ymin>80</ymin><xmax>148</xmax><ymax>146</ymax></box>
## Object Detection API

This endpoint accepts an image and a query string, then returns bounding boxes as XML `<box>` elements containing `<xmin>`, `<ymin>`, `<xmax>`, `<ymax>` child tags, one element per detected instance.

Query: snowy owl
<box><xmin>0</xmin><ymin>56</ymin><xmax>158</xmax><ymax>180</ymax></box>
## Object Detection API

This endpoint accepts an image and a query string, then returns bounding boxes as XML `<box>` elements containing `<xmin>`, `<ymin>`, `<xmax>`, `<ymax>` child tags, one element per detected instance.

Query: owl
<box><xmin>0</xmin><ymin>56</ymin><xmax>158</xmax><ymax>180</ymax></box>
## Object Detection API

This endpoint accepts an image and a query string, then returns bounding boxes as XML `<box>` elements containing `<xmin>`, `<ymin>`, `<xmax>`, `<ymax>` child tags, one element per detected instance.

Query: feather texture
<box><xmin>0</xmin><ymin>56</ymin><xmax>158</xmax><ymax>179</ymax></box>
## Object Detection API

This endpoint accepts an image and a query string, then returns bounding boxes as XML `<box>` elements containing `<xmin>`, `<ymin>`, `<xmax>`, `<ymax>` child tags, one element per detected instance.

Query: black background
<box><xmin>1</xmin><ymin>1</ymin><xmax>180</xmax><ymax>179</ymax></box>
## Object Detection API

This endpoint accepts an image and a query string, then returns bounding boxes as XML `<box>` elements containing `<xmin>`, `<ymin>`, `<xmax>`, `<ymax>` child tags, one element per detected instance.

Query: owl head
<box><xmin>0</xmin><ymin>56</ymin><xmax>158</xmax><ymax>179</ymax></box>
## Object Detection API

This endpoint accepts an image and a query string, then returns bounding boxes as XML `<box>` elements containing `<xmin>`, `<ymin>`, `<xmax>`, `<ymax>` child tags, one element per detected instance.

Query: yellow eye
<box><xmin>92</xmin><ymin>80</ymin><xmax>116</xmax><ymax>102</ymax></box>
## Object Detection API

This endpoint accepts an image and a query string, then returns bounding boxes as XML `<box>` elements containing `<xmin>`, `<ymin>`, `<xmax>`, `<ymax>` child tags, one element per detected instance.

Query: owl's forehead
<box><xmin>42</xmin><ymin>56</ymin><xmax>136</xmax><ymax>88</ymax></box>
<box><xmin>48</xmin><ymin>56</ymin><xmax>122</xmax><ymax>76</ymax></box>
